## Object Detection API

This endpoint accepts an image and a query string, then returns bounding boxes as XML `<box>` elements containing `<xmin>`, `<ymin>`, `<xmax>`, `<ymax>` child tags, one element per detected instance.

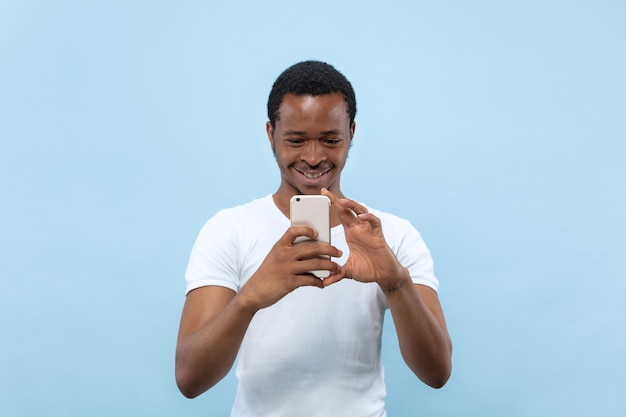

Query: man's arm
<box><xmin>384</xmin><ymin>276</ymin><xmax>452</xmax><ymax>388</ymax></box>
<box><xmin>322</xmin><ymin>189</ymin><xmax>452</xmax><ymax>387</ymax></box>
<box><xmin>175</xmin><ymin>286</ymin><xmax>251</xmax><ymax>398</ymax></box>
<box><xmin>175</xmin><ymin>225</ymin><xmax>342</xmax><ymax>398</ymax></box>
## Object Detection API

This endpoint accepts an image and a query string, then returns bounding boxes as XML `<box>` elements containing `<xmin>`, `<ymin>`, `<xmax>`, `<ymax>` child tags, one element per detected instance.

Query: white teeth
<box><xmin>294</xmin><ymin>166</ymin><xmax>329</xmax><ymax>179</ymax></box>
<box><xmin>304</xmin><ymin>172</ymin><xmax>324</xmax><ymax>179</ymax></box>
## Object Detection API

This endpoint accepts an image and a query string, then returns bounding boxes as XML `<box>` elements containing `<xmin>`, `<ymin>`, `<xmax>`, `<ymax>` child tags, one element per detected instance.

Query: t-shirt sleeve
<box><xmin>184</xmin><ymin>210</ymin><xmax>241</xmax><ymax>295</ymax></box>
<box><xmin>394</xmin><ymin>219</ymin><xmax>439</xmax><ymax>293</ymax></box>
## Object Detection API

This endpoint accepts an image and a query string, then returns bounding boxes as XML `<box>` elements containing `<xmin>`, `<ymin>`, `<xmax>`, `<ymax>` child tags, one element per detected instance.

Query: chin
<box><xmin>300</xmin><ymin>185</ymin><xmax>328</xmax><ymax>195</ymax></box>
<box><xmin>295</xmin><ymin>189</ymin><xmax>320</xmax><ymax>196</ymax></box>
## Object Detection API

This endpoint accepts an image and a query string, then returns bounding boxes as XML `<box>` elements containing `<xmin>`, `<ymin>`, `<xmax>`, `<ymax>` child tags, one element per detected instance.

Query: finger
<box><xmin>321</xmin><ymin>188</ymin><xmax>352</xmax><ymax>214</ymax></box>
<box><xmin>284</xmin><ymin>225</ymin><xmax>318</xmax><ymax>245</ymax></box>
<box><xmin>321</xmin><ymin>272</ymin><xmax>346</xmax><ymax>286</ymax></box>
<box><xmin>293</xmin><ymin>273</ymin><xmax>327</xmax><ymax>289</ymax></box>
<box><xmin>293</xmin><ymin>240</ymin><xmax>343</xmax><ymax>259</ymax></box>
<box><xmin>336</xmin><ymin>198</ymin><xmax>369</xmax><ymax>216</ymax></box>
<box><xmin>322</xmin><ymin>264</ymin><xmax>353</xmax><ymax>286</ymax></box>
<box><xmin>322</xmin><ymin>190</ymin><xmax>360</xmax><ymax>227</ymax></box>
<box><xmin>295</xmin><ymin>257</ymin><xmax>341</xmax><ymax>276</ymax></box>
<box><xmin>321</xmin><ymin>188</ymin><xmax>337</xmax><ymax>203</ymax></box>
<box><xmin>356</xmin><ymin>212</ymin><xmax>382</xmax><ymax>230</ymax></box>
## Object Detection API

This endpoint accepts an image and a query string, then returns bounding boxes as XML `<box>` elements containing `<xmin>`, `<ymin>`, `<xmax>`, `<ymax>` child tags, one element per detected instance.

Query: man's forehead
<box><xmin>277</xmin><ymin>93</ymin><xmax>348</xmax><ymax>117</ymax></box>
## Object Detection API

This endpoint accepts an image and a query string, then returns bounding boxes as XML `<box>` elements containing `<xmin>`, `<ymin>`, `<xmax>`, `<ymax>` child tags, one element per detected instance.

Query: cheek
<box><xmin>273</xmin><ymin>148</ymin><xmax>294</xmax><ymax>166</ymax></box>
<box><xmin>334</xmin><ymin>148</ymin><xmax>350</xmax><ymax>164</ymax></box>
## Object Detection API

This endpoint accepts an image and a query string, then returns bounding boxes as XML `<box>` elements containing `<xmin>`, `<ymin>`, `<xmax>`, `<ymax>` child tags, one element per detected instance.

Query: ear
<box><xmin>266</xmin><ymin>121</ymin><xmax>275</xmax><ymax>151</ymax></box>
<box><xmin>350</xmin><ymin>121</ymin><xmax>356</xmax><ymax>140</ymax></box>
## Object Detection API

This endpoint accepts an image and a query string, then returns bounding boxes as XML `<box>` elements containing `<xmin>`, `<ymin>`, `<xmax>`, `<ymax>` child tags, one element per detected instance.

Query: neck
<box><xmin>272</xmin><ymin>188</ymin><xmax>344</xmax><ymax>227</ymax></box>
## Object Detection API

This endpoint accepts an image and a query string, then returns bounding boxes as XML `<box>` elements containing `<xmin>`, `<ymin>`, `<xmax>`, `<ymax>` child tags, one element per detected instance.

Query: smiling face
<box><xmin>267</xmin><ymin>93</ymin><xmax>355</xmax><ymax>210</ymax></box>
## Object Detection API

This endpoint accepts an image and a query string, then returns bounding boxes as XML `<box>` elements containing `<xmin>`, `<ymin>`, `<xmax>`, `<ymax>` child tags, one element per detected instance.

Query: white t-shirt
<box><xmin>185</xmin><ymin>195</ymin><xmax>439</xmax><ymax>417</ymax></box>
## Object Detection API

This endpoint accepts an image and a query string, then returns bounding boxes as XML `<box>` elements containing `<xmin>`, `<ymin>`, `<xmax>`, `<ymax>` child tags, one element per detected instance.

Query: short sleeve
<box><xmin>385</xmin><ymin>216</ymin><xmax>439</xmax><ymax>293</ymax></box>
<box><xmin>184</xmin><ymin>209</ymin><xmax>241</xmax><ymax>294</ymax></box>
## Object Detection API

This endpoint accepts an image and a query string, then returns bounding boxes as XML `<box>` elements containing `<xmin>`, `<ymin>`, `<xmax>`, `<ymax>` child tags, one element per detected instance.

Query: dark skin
<box><xmin>175</xmin><ymin>93</ymin><xmax>452</xmax><ymax>398</ymax></box>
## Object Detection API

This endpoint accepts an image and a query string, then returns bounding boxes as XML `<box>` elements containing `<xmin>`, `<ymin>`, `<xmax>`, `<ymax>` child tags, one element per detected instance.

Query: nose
<box><xmin>300</xmin><ymin>140</ymin><xmax>326</xmax><ymax>166</ymax></box>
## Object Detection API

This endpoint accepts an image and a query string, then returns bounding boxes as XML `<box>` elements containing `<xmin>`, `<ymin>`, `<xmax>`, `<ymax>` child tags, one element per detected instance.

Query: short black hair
<box><xmin>267</xmin><ymin>60</ymin><xmax>357</xmax><ymax>129</ymax></box>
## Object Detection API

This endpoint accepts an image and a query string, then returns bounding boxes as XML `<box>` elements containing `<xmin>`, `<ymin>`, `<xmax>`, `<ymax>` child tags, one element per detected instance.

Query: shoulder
<box><xmin>204</xmin><ymin>195</ymin><xmax>275</xmax><ymax>224</ymax></box>
<box><xmin>192</xmin><ymin>195</ymin><xmax>276</xmax><ymax>245</ymax></box>
<box><xmin>217</xmin><ymin>194</ymin><xmax>274</xmax><ymax>215</ymax></box>
<box><xmin>362</xmin><ymin>203</ymin><xmax>430</xmax><ymax>254</ymax></box>
<box><xmin>366</xmin><ymin>205</ymin><xmax>419</xmax><ymax>237</ymax></box>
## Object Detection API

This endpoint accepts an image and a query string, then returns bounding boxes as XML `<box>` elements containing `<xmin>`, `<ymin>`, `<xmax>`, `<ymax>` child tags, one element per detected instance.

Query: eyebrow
<box><xmin>283</xmin><ymin>129</ymin><xmax>343</xmax><ymax>136</ymax></box>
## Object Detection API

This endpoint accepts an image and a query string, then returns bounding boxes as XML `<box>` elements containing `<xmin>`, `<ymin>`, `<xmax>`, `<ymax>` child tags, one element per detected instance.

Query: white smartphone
<box><xmin>290</xmin><ymin>195</ymin><xmax>331</xmax><ymax>279</ymax></box>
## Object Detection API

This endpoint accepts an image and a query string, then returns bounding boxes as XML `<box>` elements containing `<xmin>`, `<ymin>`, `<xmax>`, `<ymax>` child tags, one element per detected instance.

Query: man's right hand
<box><xmin>237</xmin><ymin>225</ymin><xmax>343</xmax><ymax>312</ymax></box>
<box><xmin>176</xmin><ymin>225</ymin><xmax>342</xmax><ymax>398</ymax></box>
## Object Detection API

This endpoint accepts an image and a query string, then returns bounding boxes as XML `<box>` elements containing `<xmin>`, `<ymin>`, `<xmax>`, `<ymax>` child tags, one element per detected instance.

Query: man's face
<box><xmin>267</xmin><ymin>93</ymin><xmax>355</xmax><ymax>197</ymax></box>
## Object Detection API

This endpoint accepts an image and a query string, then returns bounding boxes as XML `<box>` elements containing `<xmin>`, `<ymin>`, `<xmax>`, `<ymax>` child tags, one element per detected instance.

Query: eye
<box><xmin>322</xmin><ymin>138</ymin><xmax>341</xmax><ymax>146</ymax></box>
<box><xmin>286</xmin><ymin>138</ymin><xmax>304</xmax><ymax>146</ymax></box>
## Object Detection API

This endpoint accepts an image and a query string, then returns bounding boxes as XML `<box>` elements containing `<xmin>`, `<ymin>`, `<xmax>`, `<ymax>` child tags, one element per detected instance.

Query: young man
<box><xmin>176</xmin><ymin>60</ymin><xmax>452</xmax><ymax>416</ymax></box>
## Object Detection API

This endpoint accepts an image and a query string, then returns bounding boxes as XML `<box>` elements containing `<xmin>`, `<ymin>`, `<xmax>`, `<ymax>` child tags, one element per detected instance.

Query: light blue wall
<box><xmin>1</xmin><ymin>1</ymin><xmax>624</xmax><ymax>416</ymax></box>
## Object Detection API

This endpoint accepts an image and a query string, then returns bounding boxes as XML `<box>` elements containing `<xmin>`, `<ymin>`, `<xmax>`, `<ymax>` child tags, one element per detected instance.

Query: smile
<box><xmin>303</xmin><ymin>171</ymin><xmax>326</xmax><ymax>179</ymax></box>
<box><xmin>293</xmin><ymin>166</ymin><xmax>331</xmax><ymax>179</ymax></box>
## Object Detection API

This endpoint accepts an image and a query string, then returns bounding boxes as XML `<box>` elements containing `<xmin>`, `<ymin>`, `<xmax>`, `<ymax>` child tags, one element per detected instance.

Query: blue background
<box><xmin>1</xmin><ymin>1</ymin><xmax>625</xmax><ymax>416</ymax></box>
